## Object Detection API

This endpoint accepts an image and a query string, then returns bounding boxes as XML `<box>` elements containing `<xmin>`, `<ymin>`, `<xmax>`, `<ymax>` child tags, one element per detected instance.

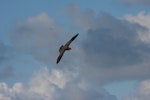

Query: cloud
<box><xmin>82</xmin><ymin>13</ymin><xmax>146</xmax><ymax>68</ymax></box>
<box><xmin>124</xmin><ymin>80</ymin><xmax>150</xmax><ymax>100</ymax></box>
<box><xmin>11</xmin><ymin>12</ymin><xmax>67</xmax><ymax>65</ymax></box>
<box><xmin>7</xmin><ymin>4</ymin><xmax>150</xmax><ymax>99</ymax></box>
<box><xmin>0</xmin><ymin>67</ymin><xmax>117</xmax><ymax>100</ymax></box>
<box><xmin>10</xmin><ymin>4</ymin><xmax>150</xmax><ymax>85</ymax></box>
<box><xmin>125</xmin><ymin>11</ymin><xmax>150</xmax><ymax>43</ymax></box>
<box><xmin>11</xmin><ymin>12</ymin><xmax>82</xmax><ymax>70</ymax></box>
<box><xmin>62</xmin><ymin>4</ymin><xmax>150</xmax><ymax>84</ymax></box>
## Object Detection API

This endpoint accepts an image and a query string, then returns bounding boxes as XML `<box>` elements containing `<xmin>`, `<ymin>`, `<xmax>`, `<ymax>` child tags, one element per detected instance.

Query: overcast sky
<box><xmin>1</xmin><ymin>0</ymin><xmax>150</xmax><ymax>100</ymax></box>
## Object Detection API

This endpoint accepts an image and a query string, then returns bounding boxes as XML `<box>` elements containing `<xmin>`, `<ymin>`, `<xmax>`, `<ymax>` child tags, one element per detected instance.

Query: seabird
<box><xmin>56</xmin><ymin>33</ymin><xmax>79</xmax><ymax>64</ymax></box>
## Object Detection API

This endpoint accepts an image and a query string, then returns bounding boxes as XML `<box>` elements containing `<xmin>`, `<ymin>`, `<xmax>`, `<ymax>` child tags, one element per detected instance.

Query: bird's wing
<box><xmin>56</xmin><ymin>50</ymin><xmax>65</xmax><ymax>64</ymax></box>
<box><xmin>65</xmin><ymin>33</ymin><xmax>79</xmax><ymax>47</ymax></box>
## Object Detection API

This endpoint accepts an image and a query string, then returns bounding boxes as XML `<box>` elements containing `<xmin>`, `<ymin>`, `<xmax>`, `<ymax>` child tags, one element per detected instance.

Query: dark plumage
<box><xmin>56</xmin><ymin>33</ymin><xmax>79</xmax><ymax>64</ymax></box>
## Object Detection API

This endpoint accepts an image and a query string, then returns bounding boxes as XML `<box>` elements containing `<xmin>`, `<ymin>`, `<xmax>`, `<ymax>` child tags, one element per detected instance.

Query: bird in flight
<box><xmin>56</xmin><ymin>33</ymin><xmax>79</xmax><ymax>64</ymax></box>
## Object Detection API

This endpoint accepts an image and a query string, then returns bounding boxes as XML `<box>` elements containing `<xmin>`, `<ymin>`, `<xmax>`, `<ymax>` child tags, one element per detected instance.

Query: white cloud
<box><xmin>125</xmin><ymin>12</ymin><xmax>150</xmax><ymax>43</ymax></box>
<box><xmin>0</xmin><ymin>67</ymin><xmax>70</xmax><ymax>100</ymax></box>
<box><xmin>0</xmin><ymin>67</ymin><xmax>117</xmax><ymax>100</ymax></box>
<box><xmin>28</xmin><ymin>67</ymin><xmax>70</xmax><ymax>99</ymax></box>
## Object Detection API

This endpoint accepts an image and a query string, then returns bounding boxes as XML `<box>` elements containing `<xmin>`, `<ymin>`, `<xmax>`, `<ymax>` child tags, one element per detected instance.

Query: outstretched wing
<box><xmin>65</xmin><ymin>33</ymin><xmax>79</xmax><ymax>47</ymax></box>
<box><xmin>56</xmin><ymin>50</ymin><xmax>65</xmax><ymax>64</ymax></box>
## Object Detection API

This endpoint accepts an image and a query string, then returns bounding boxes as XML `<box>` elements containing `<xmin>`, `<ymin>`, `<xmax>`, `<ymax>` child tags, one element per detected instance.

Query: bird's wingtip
<box><xmin>56</xmin><ymin>60</ymin><xmax>59</xmax><ymax>64</ymax></box>
<box><xmin>76</xmin><ymin>33</ymin><xmax>79</xmax><ymax>36</ymax></box>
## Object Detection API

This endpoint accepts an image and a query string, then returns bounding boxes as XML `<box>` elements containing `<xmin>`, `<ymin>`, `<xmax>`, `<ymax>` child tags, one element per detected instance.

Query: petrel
<box><xmin>56</xmin><ymin>33</ymin><xmax>79</xmax><ymax>64</ymax></box>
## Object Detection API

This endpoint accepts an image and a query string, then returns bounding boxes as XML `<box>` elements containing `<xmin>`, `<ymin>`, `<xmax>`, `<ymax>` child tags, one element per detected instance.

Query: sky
<box><xmin>1</xmin><ymin>0</ymin><xmax>150</xmax><ymax>100</ymax></box>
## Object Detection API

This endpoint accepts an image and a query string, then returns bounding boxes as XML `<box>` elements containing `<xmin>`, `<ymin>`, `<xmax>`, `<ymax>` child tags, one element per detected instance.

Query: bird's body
<box><xmin>56</xmin><ymin>33</ymin><xmax>79</xmax><ymax>64</ymax></box>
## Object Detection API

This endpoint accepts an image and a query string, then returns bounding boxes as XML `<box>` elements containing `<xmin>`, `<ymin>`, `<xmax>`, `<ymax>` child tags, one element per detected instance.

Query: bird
<box><xmin>56</xmin><ymin>33</ymin><xmax>79</xmax><ymax>64</ymax></box>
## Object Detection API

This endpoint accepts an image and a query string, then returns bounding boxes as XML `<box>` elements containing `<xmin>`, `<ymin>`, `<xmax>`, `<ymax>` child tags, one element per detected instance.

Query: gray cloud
<box><xmin>56</xmin><ymin>85</ymin><xmax>117</xmax><ymax>100</ymax></box>
<box><xmin>11</xmin><ymin>13</ymin><xmax>67</xmax><ymax>66</ymax></box>
<box><xmin>11</xmin><ymin>4</ymin><xmax>150</xmax><ymax>85</ymax></box>
<box><xmin>62</xmin><ymin>4</ymin><xmax>150</xmax><ymax>84</ymax></box>
<box><xmin>82</xmin><ymin>13</ymin><xmax>147</xmax><ymax>68</ymax></box>
<box><xmin>11</xmin><ymin>12</ymin><xmax>82</xmax><ymax>70</ymax></box>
